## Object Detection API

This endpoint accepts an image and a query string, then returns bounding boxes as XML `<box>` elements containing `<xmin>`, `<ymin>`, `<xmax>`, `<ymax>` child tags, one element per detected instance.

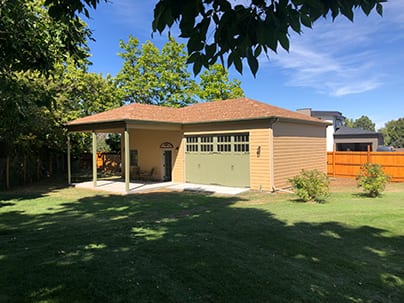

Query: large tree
<box><xmin>152</xmin><ymin>0</ymin><xmax>385</xmax><ymax>75</ymax></box>
<box><xmin>19</xmin><ymin>0</ymin><xmax>385</xmax><ymax>76</ymax></box>
<box><xmin>197</xmin><ymin>64</ymin><xmax>244</xmax><ymax>101</ymax></box>
<box><xmin>345</xmin><ymin>115</ymin><xmax>376</xmax><ymax>131</ymax></box>
<box><xmin>54</xmin><ymin>60</ymin><xmax>123</xmax><ymax>123</ymax></box>
<box><xmin>0</xmin><ymin>0</ymin><xmax>91</xmax><ymax>74</ymax></box>
<box><xmin>379</xmin><ymin>118</ymin><xmax>404</xmax><ymax>148</ymax></box>
<box><xmin>116</xmin><ymin>36</ymin><xmax>197</xmax><ymax>107</ymax></box>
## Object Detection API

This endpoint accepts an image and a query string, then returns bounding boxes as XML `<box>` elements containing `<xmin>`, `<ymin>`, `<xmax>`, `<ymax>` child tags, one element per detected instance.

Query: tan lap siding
<box><xmin>129</xmin><ymin>129</ymin><xmax>183</xmax><ymax>181</ymax></box>
<box><xmin>250</xmin><ymin>128</ymin><xmax>271</xmax><ymax>191</ymax></box>
<box><xmin>172</xmin><ymin>137</ymin><xmax>185</xmax><ymax>182</ymax></box>
<box><xmin>273</xmin><ymin>121</ymin><xmax>327</xmax><ymax>188</ymax></box>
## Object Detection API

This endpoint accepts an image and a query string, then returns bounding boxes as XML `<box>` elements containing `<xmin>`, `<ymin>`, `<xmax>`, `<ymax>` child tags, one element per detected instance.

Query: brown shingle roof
<box><xmin>67</xmin><ymin>97</ymin><xmax>325</xmax><ymax>126</ymax></box>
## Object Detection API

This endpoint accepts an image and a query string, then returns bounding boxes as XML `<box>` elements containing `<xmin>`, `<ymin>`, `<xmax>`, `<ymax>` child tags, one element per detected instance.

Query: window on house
<box><xmin>130</xmin><ymin>150</ymin><xmax>138</xmax><ymax>166</ymax></box>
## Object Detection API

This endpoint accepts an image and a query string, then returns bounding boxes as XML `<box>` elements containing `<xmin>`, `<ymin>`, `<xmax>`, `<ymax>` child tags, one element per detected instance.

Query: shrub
<box><xmin>356</xmin><ymin>163</ymin><xmax>390</xmax><ymax>197</ymax></box>
<box><xmin>289</xmin><ymin>169</ymin><xmax>330</xmax><ymax>202</ymax></box>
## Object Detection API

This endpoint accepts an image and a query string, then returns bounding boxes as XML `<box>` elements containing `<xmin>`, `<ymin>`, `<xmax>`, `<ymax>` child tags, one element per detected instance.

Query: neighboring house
<box><xmin>67</xmin><ymin>98</ymin><xmax>329</xmax><ymax>191</ymax></box>
<box><xmin>297</xmin><ymin>109</ymin><xmax>384</xmax><ymax>152</ymax></box>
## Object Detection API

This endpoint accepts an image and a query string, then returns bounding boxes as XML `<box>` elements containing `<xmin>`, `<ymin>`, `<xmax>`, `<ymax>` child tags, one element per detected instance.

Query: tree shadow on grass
<box><xmin>0</xmin><ymin>177</ymin><xmax>68</xmax><ymax>202</ymax></box>
<box><xmin>0</xmin><ymin>191</ymin><xmax>403</xmax><ymax>302</ymax></box>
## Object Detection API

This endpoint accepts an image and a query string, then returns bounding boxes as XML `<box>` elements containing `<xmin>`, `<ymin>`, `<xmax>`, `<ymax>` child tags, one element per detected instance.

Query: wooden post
<box><xmin>367</xmin><ymin>145</ymin><xmax>371</xmax><ymax>163</ymax></box>
<box><xmin>23</xmin><ymin>156</ymin><xmax>27</xmax><ymax>185</ymax></box>
<box><xmin>36</xmin><ymin>158</ymin><xmax>40</xmax><ymax>180</ymax></box>
<box><xmin>332</xmin><ymin>150</ymin><xmax>336</xmax><ymax>177</ymax></box>
<box><xmin>124</xmin><ymin>128</ymin><xmax>130</xmax><ymax>193</ymax></box>
<box><xmin>92</xmin><ymin>131</ymin><xmax>97</xmax><ymax>187</ymax></box>
<box><xmin>67</xmin><ymin>135</ymin><xmax>71</xmax><ymax>185</ymax></box>
<box><xmin>49</xmin><ymin>154</ymin><xmax>53</xmax><ymax>176</ymax></box>
<box><xmin>6</xmin><ymin>156</ymin><xmax>10</xmax><ymax>189</ymax></box>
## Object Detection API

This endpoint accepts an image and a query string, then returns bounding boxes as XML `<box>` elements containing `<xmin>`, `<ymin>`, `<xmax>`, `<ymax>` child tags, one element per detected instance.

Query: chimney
<box><xmin>296</xmin><ymin>108</ymin><xmax>312</xmax><ymax>116</ymax></box>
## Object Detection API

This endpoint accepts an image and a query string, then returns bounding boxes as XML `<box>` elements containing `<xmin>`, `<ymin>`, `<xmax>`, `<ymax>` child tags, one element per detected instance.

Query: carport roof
<box><xmin>67</xmin><ymin>97</ymin><xmax>326</xmax><ymax>129</ymax></box>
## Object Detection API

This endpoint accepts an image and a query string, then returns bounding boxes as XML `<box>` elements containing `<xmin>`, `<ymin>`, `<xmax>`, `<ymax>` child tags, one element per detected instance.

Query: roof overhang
<box><xmin>66</xmin><ymin>119</ymin><xmax>182</xmax><ymax>133</ymax></box>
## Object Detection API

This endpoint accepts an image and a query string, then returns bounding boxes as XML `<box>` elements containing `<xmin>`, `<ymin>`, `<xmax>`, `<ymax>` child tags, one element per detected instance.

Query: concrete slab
<box><xmin>73</xmin><ymin>180</ymin><xmax>249</xmax><ymax>196</ymax></box>
<box><xmin>74</xmin><ymin>180</ymin><xmax>174</xmax><ymax>195</ymax></box>
<box><xmin>167</xmin><ymin>183</ymin><xmax>249</xmax><ymax>195</ymax></box>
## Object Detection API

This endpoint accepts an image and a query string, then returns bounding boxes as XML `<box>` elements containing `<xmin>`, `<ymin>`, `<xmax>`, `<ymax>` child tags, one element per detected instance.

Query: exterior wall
<box><xmin>249</xmin><ymin>128</ymin><xmax>271</xmax><ymax>191</ymax></box>
<box><xmin>273</xmin><ymin>121</ymin><xmax>327</xmax><ymax>188</ymax></box>
<box><xmin>172</xmin><ymin>137</ymin><xmax>185</xmax><ymax>183</ymax></box>
<box><xmin>335</xmin><ymin>137</ymin><xmax>379</xmax><ymax>151</ymax></box>
<box><xmin>129</xmin><ymin>128</ymin><xmax>183</xmax><ymax>181</ymax></box>
<box><xmin>183</xmin><ymin>120</ymin><xmax>272</xmax><ymax>190</ymax></box>
<box><xmin>325</xmin><ymin>119</ymin><xmax>335</xmax><ymax>151</ymax></box>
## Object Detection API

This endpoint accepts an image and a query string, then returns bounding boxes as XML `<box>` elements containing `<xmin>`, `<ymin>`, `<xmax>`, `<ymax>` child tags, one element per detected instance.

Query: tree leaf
<box><xmin>247</xmin><ymin>49</ymin><xmax>258</xmax><ymax>77</ymax></box>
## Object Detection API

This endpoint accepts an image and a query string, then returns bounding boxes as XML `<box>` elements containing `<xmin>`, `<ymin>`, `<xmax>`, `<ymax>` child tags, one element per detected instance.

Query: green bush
<box><xmin>289</xmin><ymin>169</ymin><xmax>330</xmax><ymax>202</ymax></box>
<box><xmin>356</xmin><ymin>163</ymin><xmax>390</xmax><ymax>197</ymax></box>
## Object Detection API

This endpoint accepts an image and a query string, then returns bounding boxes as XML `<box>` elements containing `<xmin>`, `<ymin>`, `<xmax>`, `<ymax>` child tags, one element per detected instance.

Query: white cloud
<box><xmin>261</xmin><ymin>3</ymin><xmax>404</xmax><ymax>97</ymax></box>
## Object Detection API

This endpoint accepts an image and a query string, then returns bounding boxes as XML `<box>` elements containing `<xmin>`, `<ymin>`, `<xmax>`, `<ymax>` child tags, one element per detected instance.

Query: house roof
<box><xmin>67</xmin><ymin>97</ymin><xmax>326</xmax><ymax>128</ymax></box>
<box><xmin>334</xmin><ymin>126</ymin><xmax>380</xmax><ymax>136</ymax></box>
<box><xmin>311</xmin><ymin>111</ymin><xmax>345</xmax><ymax>119</ymax></box>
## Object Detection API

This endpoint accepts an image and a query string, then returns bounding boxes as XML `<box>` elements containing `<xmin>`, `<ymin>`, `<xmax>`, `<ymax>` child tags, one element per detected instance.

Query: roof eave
<box><xmin>182</xmin><ymin>116</ymin><xmax>330</xmax><ymax>126</ymax></box>
<box><xmin>66</xmin><ymin>119</ymin><xmax>183</xmax><ymax>132</ymax></box>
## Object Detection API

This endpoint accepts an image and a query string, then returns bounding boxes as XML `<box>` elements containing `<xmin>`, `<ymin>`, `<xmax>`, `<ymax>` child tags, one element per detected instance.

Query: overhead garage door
<box><xmin>185</xmin><ymin>133</ymin><xmax>250</xmax><ymax>187</ymax></box>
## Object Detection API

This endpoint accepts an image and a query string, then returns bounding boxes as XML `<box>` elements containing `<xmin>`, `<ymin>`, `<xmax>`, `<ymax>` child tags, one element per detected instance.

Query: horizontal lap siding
<box><xmin>273</xmin><ymin>122</ymin><xmax>327</xmax><ymax>188</ymax></box>
<box><xmin>172</xmin><ymin>137</ymin><xmax>185</xmax><ymax>182</ymax></box>
<box><xmin>130</xmin><ymin>129</ymin><xmax>183</xmax><ymax>181</ymax></box>
<box><xmin>250</xmin><ymin>128</ymin><xmax>271</xmax><ymax>190</ymax></box>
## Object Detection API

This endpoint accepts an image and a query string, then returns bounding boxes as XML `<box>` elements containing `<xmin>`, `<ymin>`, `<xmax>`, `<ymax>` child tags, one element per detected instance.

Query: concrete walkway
<box><xmin>74</xmin><ymin>180</ymin><xmax>249</xmax><ymax>196</ymax></box>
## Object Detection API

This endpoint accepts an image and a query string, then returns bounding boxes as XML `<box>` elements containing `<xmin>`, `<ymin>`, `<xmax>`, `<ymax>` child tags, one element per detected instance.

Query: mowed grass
<box><xmin>0</xmin><ymin>180</ymin><xmax>403</xmax><ymax>302</ymax></box>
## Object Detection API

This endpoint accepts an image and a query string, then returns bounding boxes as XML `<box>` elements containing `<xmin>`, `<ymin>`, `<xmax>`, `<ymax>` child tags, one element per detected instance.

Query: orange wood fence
<box><xmin>327</xmin><ymin>151</ymin><xmax>404</xmax><ymax>182</ymax></box>
<box><xmin>96</xmin><ymin>153</ymin><xmax>121</xmax><ymax>172</ymax></box>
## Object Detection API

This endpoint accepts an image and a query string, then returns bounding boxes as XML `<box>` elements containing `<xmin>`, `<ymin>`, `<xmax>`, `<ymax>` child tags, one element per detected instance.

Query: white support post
<box><xmin>67</xmin><ymin>134</ymin><xmax>71</xmax><ymax>185</ymax></box>
<box><xmin>124</xmin><ymin>128</ymin><xmax>130</xmax><ymax>193</ymax></box>
<box><xmin>92</xmin><ymin>131</ymin><xmax>97</xmax><ymax>187</ymax></box>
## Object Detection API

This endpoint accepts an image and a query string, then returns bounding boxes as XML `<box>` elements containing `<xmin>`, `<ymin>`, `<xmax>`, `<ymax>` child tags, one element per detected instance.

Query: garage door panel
<box><xmin>185</xmin><ymin>153</ymin><xmax>249</xmax><ymax>187</ymax></box>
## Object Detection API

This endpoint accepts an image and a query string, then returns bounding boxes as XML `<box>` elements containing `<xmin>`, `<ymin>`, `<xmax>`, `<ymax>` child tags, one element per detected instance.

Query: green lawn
<box><xmin>1</xmin><ymin>181</ymin><xmax>403</xmax><ymax>302</ymax></box>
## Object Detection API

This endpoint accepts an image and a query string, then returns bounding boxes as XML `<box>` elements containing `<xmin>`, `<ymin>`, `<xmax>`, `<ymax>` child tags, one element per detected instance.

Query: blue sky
<box><xmin>86</xmin><ymin>0</ymin><xmax>404</xmax><ymax>130</ymax></box>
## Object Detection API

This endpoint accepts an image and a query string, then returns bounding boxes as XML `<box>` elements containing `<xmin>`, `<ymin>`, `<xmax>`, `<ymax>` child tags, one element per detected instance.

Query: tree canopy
<box><xmin>116</xmin><ymin>36</ymin><xmax>197</xmax><ymax>107</ymax></box>
<box><xmin>21</xmin><ymin>0</ymin><xmax>385</xmax><ymax>76</ymax></box>
<box><xmin>152</xmin><ymin>0</ymin><xmax>385</xmax><ymax>76</ymax></box>
<box><xmin>0</xmin><ymin>0</ymin><xmax>91</xmax><ymax>74</ymax></box>
<box><xmin>116</xmin><ymin>37</ymin><xmax>244</xmax><ymax>106</ymax></box>
<box><xmin>197</xmin><ymin>64</ymin><xmax>244</xmax><ymax>101</ymax></box>
<box><xmin>379</xmin><ymin>118</ymin><xmax>404</xmax><ymax>148</ymax></box>
<box><xmin>345</xmin><ymin>115</ymin><xmax>376</xmax><ymax>132</ymax></box>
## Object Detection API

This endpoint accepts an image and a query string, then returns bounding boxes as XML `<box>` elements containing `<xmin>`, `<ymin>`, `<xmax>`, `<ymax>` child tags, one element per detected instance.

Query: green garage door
<box><xmin>185</xmin><ymin>134</ymin><xmax>250</xmax><ymax>187</ymax></box>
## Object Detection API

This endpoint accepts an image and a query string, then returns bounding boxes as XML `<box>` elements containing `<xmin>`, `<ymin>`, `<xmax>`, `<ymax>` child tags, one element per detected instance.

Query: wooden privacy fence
<box><xmin>327</xmin><ymin>151</ymin><xmax>404</xmax><ymax>182</ymax></box>
<box><xmin>96</xmin><ymin>152</ymin><xmax>121</xmax><ymax>174</ymax></box>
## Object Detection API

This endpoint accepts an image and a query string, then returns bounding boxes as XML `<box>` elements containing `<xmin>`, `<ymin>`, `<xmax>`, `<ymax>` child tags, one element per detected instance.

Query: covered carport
<box><xmin>66</xmin><ymin>121</ymin><xmax>132</xmax><ymax>193</ymax></box>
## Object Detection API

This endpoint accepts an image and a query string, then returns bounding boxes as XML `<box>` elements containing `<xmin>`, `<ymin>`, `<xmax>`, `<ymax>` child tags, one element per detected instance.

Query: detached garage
<box><xmin>66</xmin><ymin>98</ymin><xmax>329</xmax><ymax>192</ymax></box>
<box><xmin>185</xmin><ymin>133</ymin><xmax>250</xmax><ymax>187</ymax></box>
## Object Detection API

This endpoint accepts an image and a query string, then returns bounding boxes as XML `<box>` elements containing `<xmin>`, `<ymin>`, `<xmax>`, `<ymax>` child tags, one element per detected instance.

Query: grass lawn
<box><xmin>0</xmin><ymin>179</ymin><xmax>403</xmax><ymax>302</ymax></box>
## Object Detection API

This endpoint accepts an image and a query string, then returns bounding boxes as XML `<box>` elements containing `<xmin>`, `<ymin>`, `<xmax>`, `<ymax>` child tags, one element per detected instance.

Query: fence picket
<box><xmin>327</xmin><ymin>152</ymin><xmax>404</xmax><ymax>182</ymax></box>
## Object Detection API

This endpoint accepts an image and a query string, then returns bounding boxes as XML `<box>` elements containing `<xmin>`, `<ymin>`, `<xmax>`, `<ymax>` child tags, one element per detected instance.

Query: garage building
<box><xmin>67</xmin><ymin>98</ymin><xmax>329</xmax><ymax>191</ymax></box>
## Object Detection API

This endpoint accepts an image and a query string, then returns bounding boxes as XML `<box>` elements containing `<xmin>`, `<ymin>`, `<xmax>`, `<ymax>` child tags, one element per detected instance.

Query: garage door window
<box><xmin>217</xmin><ymin>135</ymin><xmax>232</xmax><ymax>152</ymax></box>
<box><xmin>234</xmin><ymin>134</ymin><xmax>249</xmax><ymax>152</ymax></box>
<box><xmin>185</xmin><ymin>133</ymin><xmax>249</xmax><ymax>153</ymax></box>
<box><xmin>186</xmin><ymin>136</ymin><xmax>198</xmax><ymax>152</ymax></box>
<box><xmin>200</xmin><ymin>136</ymin><xmax>214</xmax><ymax>152</ymax></box>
